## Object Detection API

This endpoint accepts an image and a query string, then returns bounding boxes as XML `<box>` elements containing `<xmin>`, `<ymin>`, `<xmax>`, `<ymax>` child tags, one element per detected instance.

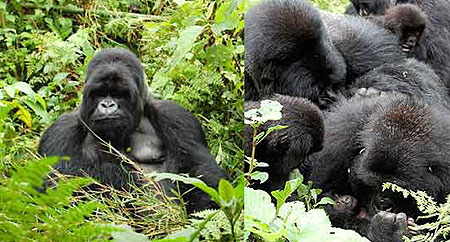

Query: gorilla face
<box><xmin>351</xmin><ymin>0</ymin><xmax>391</xmax><ymax>16</ymax></box>
<box><xmin>351</xmin><ymin>99</ymin><xmax>450</xmax><ymax>217</ymax></box>
<box><xmin>80</xmin><ymin>49</ymin><xmax>146</xmax><ymax>142</ymax></box>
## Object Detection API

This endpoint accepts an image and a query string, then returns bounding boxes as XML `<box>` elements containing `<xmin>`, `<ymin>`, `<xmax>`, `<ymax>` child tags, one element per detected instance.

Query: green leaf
<box><xmin>57</xmin><ymin>18</ymin><xmax>72</xmax><ymax>38</ymax></box>
<box><xmin>4</xmin><ymin>85</ymin><xmax>15</xmax><ymax>98</ymax></box>
<box><xmin>278</xmin><ymin>201</ymin><xmax>306</xmax><ymax>224</ymax></box>
<box><xmin>204</xmin><ymin>45</ymin><xmax>233</xmax><ymax>70</ymax></box>
<box><xmin>152</xmin><ymin>173</ymin><xmax>220</xmax><ymax>204</ymax></box>
<box><xmin>112</xmin><ymin>224</ymin><xmax>150</xmax><ymax>242</ymax></box>
<box><xmin>151</xmin><ymin>71</ymin><xmax>170</xmax><ymax>90</ymax></box>
<box><xmin>251</xmin><ymin>171</ymin><xmax>269</xmax><ymax>184</ymax></box>
<box><xmin>23</xmin><ymin>98</ymin><xmax>49</xmax><ymax>121</ymax></box>
<box><xmin>218</xmin><ymin>179</ymin><xmax>234</xmax><ymax>204</ymax></box>
<box><xmin>173</xmin><ymin>0</ymin><xmax>187</xmax><ymax>6</ymax></box>
<box><xmin>255</xmin><ymin>162</ymin><xmax>269</xmax><ymax>168</ymax></box>
<box><xmin>14</xmin><ymin>103</ymin><xmax>32</xmax><ymax>128</ymax></box>
<box><xmin>53</xmin><ymin>72</ymin><xmax>69</xmax><ymax>84</ymax></box>
<box><xmin>254</xmin><ymin>131</ymin><xmax>265</xmax><ymax>142</ymax></box>
<box><xmin>13</xmin><ymin>82</ymin><xmax>35</xmax><ymax>96</ymax></box>
<box><xmin>168</xmin><ymin>26</ymin><xmax>204</xmax><ymax>71</ymax></box>
<box><xmin>212</xmin><ymin>1</ymin><xmax>240</xmax><ymax>34</ymax></box>
<box><xmin>286</xmin><ymin>209</ymin><xmax>332</xmax><ymax>241</ymax></box>
<box><xmin>328</xmin><ymin>228</ymin><xmax>370</xmax><ymax>242</ymax></box>
<box><xmin>266</xmin><ymin>125</ymin><xmax>288</xmax><ymax>134</ymax></box>
<box><xmin>317</xmin><ymin>197</ymin><xmax>335</xmax><ymax>206</ymax></box>
<box><xmin>271</xmin><ymin>178</ymin><xmax>303</xmax><ymax>214</ymax></box>
<box><xmin>244</xmin><ymin>187</ymin><xmax>275</xmax><ymax>224</ymax></box>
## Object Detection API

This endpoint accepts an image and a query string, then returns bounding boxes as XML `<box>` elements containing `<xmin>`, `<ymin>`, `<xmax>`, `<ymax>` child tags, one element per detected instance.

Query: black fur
<box><xmin>351</xmin><ymin>58</ymin><xmax>450</xmax><ymax>108</ymax></box>
<box><xmin>347</xmin><ymin>0</ymin><xmax>393</xmax><ymax>16</ymax></box>
<box><xmin>309</xmin><ymin>94</ymin><xmax>450</xmax><ymax>241</ymax></box>
<box><xmin>244</xmin><ymin>0</ymin><xmax>347</xmax><ymax>106</ymax></box>
<box><xmin>245</xmin><ymin>0</ymin><xmax>403</xmax><ymax>108</ymax></box>
<box><xmin>367</xmin><ymin>4</ymin><xmax>427</xmax><ymax>59</ymax></box>
<box><xmin>38</xmin><ymin>48</ymin><xmax>224</xmax><ymax>213</ymax></box>
<box><xmin>244</xmin><ymin>95</ymin><xmax>323</xmax><ymax>192</ymax></box>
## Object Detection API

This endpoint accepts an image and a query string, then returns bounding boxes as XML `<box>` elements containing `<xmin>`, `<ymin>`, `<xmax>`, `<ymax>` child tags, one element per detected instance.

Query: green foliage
<box><xmin>0</xmin><ymin>0</ymin><xmax>243</xmax><ymax>239</ymax></box>
<box><xmin>1</xmin><ymin>0</ymin><xmax>243</xmax><ymax>174</ymax></box>
<box><xmin>0</xmin><ymin>157</ymin><xmax>116</xmax><ymax>241</ymax></box>
<box><xmin>290</xmin><ymin>170</ymin><xmax>335</xmax><ymax>211</ymax></box>
<box><xmin>245</xmin><ymin>186</ymin><xmax>369</xmax><ymax>242</ymax></box>
<box><xmin>244</xmin><ymin>99</ymin><xmax>287</xmax><ymax>185</ymax></box>
<box><xmin>153</xmin><ymin>173</ymin><xmax>245</xmax><ymax>241</ymax></box>
<box><xmin>308</xmin><ymin>0</ymin><xmax>350</xmax><ymax>13</ymax></box>
<box><xmin>383</xmin><ymin>183</ymin><xmax>450</xmax><ymax>242</ymax></box>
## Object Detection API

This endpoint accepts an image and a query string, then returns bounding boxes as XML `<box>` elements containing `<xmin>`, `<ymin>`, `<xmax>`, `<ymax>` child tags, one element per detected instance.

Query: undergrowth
<box><xmin>0</xmin><ymin>0</ymin><xmax>244</xmax><ymax>240</ymax></box>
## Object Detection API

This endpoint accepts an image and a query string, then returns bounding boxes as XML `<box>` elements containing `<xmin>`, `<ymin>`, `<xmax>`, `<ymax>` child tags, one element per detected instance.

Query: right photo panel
<box><xmin>244</xmin><ymin>0</ymin><xmax>450</xmax><ymax>241</ymax></box>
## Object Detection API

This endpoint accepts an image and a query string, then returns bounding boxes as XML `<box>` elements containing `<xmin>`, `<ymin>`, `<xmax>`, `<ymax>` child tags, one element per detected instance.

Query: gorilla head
<box><xmin>80</xmin><ymin>49</ymin><xmax>148</xmax><ymax>143</ymax></box>
<box><xmin>384</xmin><ymin>4</ymin><xmax>427</xmax><ymax>53</ymax></box>
<box><xmin>244</xmin><ymin>0</ymin><xmax>346</xmax><ymax>105</ymax></box>
<box><xmin>350</xmin><ymin>0</ymin><xmax>392</xmax><ymax>16</ymax></box>
<box><xmin>244</xmin><ymin>94</ymin><xmax>324</xmax><ymax>192</ymax></box>
<box><xmin>351</xmin><ymin>97</ymin><xmax>450</xmax><ymax>217</ymax></box>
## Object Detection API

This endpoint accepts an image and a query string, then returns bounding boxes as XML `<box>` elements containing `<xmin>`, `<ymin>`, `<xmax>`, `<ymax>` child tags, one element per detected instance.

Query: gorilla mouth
<box><xmin>93</xmin><ymin>116</ymin><xmax>122</xmax><ymax>121</ymax></box>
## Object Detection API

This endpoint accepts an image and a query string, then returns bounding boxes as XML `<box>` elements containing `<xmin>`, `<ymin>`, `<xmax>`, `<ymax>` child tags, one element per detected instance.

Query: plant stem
<box><xmin>249</xmin><ymin>127</ymin><xmax>257</xmax><ymax>175</ymax></box>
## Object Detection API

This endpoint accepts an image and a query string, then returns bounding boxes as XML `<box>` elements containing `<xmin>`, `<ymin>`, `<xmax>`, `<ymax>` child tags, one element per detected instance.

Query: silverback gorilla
<box><xmin>38</xmin><ymin>48</ymin><xmax>224</xmax><ymax>213</ymax></box>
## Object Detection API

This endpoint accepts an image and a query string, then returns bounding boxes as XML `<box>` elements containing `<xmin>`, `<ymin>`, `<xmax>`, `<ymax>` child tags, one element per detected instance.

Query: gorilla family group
<box><xmin>245</xmin><ymin>0</ymin><xmax>450</xmax><ymax>241</ymax></box>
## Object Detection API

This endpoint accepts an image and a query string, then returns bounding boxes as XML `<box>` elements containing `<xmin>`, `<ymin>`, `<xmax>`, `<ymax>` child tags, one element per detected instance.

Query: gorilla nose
<box><xmin>98</xmin><ymin>98</ymin><xmax>117</xmax><ymax>114</ymax></box>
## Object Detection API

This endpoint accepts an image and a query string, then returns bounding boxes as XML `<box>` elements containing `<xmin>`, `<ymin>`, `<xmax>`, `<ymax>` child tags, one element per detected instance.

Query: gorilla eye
<box><xmin>428</xmin><ymin>167</ymin><xmax>433</xmax><ymax>173</ymax></box>
<box><xmin>91</xmin><ymin>90</ymin><xmax>107</xmax><ymax>97</ymax></box>
<box><xmin>114</xmin><ymin>91</ymin><xmax>130</xmax><ymax>99</ymax></box>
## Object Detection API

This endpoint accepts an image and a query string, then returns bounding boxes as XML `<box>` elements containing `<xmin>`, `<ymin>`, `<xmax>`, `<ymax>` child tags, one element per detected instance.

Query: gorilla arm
<box><xmin>38</xmin><ymin>111</ymin><xmax>85</xmax><ymax>158</ymax></box>
<box><xmin>38</xmin><ymin>110</ymin><xmax>143</xmax><ymax>190</ymax></box>
<box><xmin>142</xmin><ymin>99</ymin><xmax>225</xmax><ymax>212</ymax></box>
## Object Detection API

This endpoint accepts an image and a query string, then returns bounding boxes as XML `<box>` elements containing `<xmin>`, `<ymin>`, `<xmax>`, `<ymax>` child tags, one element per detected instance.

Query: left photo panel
<box><xmin>0</xmin><ymin>1</ymin><xmax>244</xmax><ymax>241</ymax></box>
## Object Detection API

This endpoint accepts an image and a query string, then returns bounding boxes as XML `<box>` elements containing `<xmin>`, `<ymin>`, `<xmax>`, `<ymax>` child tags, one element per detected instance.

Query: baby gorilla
<box><xmin>348</xmin><ymin>0</ymin><xmax>392</xmax><ymax>16</ymax></box>
<box><xmin>345</xmin><ymin>0</ymin><xmax>450</xmax><ymax>87</ymax></box>
<box><xmin>323</xmin><ymin>193</ymin><xmax>365</xmax><ymax>231</ymax></box>
<box><xmin>244</xmin><ymin>95</ymin><xmax>324</xmax><ymax>192</ymax></box>
<box><xmin>368</xmin><ymin>4</ymin><xmax>427</xmax><ymax>59</ymax></box>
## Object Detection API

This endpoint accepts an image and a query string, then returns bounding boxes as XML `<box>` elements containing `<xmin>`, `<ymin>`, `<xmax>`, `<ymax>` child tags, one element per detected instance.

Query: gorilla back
<box><xmin>38</xmin><ymin>48</ymin><xmax>224</xmax><ymax>212</ymax></box>
<box><xmin>244</xmin><ymin>0</ymin><xmax>403</xmax><ymax>108</ymax></box>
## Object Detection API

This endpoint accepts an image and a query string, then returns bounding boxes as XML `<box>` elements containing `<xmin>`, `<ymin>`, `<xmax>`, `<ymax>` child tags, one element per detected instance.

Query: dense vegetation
<box><xmin>0</xmin><ymin>0</ymin><xmax>244</xmax><ymax>240</ymax></box>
